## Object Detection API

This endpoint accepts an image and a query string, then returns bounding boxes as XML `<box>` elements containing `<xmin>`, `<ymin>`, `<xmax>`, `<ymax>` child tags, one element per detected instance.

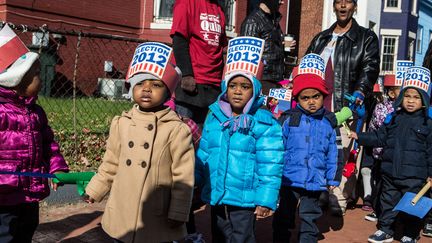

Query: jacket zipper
<box><xmin>305</xmin><ymin>117</ymin><xmax>311</xmax><ymax>189</ymax></box>
<box><xmin>27</xmin><ymin>107</ymin><xmax>35</xmax><ymax>174</ymax></box>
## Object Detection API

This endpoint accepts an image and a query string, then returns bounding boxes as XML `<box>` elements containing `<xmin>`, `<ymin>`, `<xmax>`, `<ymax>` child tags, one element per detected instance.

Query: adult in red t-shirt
<box><xmin>171</xmin><ymin>0</ymin><xmax>227</xmax><ymax>126</ymax></box>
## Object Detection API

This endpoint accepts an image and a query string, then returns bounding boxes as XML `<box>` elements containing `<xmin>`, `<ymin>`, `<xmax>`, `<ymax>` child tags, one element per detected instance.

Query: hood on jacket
<box><xmin>217</xmin><ymin>71</ymin><xmax>264</xmax><ymax>118</ymax></box>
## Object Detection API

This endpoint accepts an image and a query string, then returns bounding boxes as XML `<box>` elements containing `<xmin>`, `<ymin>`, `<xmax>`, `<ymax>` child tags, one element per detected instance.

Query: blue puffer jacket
<box><xmin>280</xmin><ymin>106</ymin><xmax>340</xmax><ymax>191</ymax></box>
<box><xmin>196</xmin><ymin>74</ymin><xmax>284</xmax><ymax>210</ymax></box>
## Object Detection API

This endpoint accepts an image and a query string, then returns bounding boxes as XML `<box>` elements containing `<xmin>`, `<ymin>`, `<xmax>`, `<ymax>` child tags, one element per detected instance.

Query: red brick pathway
<box><xmin>34</xmin><ymin>202</ymin><xmax>432</xmax><ymax>242</ymax></box>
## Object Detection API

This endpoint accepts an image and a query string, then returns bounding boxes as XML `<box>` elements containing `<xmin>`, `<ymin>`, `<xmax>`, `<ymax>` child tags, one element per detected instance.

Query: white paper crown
<box><xmin>223</xmin><ymin>36</ymin><xmax>265</xmax><ymax>79</ymax></box>
<box><xmin>402</xmin><ymin>66</ymin><xmax>431</xmax><ymax>95</ymax></box>
<box><xmin>297</xmin><ymin>53</ymin><xmax>325</xmax><ymax>79</ymax></box>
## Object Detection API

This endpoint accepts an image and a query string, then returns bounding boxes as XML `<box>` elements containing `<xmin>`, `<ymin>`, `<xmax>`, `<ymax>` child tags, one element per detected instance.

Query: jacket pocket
<box><xmin>0</xmin><ymin>160</ymin><xmax>22</xmax><ymax>193</ymax></box>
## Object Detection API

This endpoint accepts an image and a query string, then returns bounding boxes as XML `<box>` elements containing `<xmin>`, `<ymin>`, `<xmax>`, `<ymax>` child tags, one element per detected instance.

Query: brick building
<box><xmin>0</xmin><ymin>0</ymin><xmax>324</xmax><ymax>95</ymax></box>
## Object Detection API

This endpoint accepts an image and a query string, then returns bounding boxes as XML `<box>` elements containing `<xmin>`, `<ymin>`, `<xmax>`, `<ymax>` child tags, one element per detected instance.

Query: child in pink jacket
<box><xmin>0</xmin><ymin>25</ymin><xmax>68</xmax><ymax>243</ymax></box>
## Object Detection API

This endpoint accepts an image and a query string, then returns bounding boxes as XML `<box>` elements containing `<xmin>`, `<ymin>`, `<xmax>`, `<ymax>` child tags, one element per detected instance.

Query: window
<box><xmin>408</xmin><ymin>38</ymin><xmax>415</xmax><ymax>61</ymax></box>
<box><xmin>384</xmin><ymin>0</ymin><xmax>401</xmax><ymax>12</ymax></box>
<box><xmin>153</xmin><ymin>0</ymin><xmax>175</xmax><ymax>24</ymax></box>
<box><xmin>411</xmin><ymin>0</ymin><xmax>418</xmax><ymax>16</ymax></box>
<box><xmin>381</xmin><ymin>36</ymin><xmax>398</xmax><ymax>72</ymax></box>
<box><xmin>219</xmin><ymin>0</ymin><xmax>236</xmax><ymax>33</ymax></box>
<box><xmin>417</xmin><ymin>26</ymin><xmax>423</xmax><ymax>54</ymax></box>
<box><xmin>386</xmin><ymin>0</ymin><xmax>398</xmax><ymax>8</ymax></box>
<box><xmin>151</xmin><ymin>0</ymin><xmax>236</xmax><ymax>33</ymax></box>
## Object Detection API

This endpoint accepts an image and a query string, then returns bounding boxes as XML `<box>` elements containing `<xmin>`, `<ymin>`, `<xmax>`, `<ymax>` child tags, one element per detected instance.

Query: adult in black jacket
<box><xmin>306</xmin><ymin>6</ymin><xmax>380</xmax><ymax>111</ymax></box>
<box><xmin>305</xmin><ymin>0</ymin><xmax>380</xmax><ymax>216</ymax></box>
<box><xmin>240</xmin><ymin>0</ymin><xmax>285</xmax><ymax>95</ymax></box>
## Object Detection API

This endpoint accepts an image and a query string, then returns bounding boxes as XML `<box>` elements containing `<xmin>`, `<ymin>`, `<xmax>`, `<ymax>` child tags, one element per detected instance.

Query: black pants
<box><xmin>273</xmin><ymin>186</ymin><xmax>322</xmax><ymax>243</ymax></box>
<box><xmin>211</xmin><ymin>205</ymin><xmax>256</xmax><ymax>243</ymax></box>
<box><xmin>371</xmin><ymin>159</ymin><xmax>382</xmax><ymax>217</ymax></box>
<box><xmin>0</xmin><ymin>202</ymin><xmax>39</xmax><ymax>243</ymax></box>
<box><xmin>379</xmin><ymin>174</ymin><xmax>424</xmax><ymax>238</ymax></box>
<box><xmin>175</xmin><ymin>84</ymin><xmax>221</xmax><ymax>126</ymax></box>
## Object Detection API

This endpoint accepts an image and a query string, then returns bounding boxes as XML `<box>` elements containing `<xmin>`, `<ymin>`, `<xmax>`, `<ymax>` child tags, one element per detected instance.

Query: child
<box><xmin>0</xmin><ymin>25</ymin><xmax>69</xmax><ymax>243</ymax></box>
<box><xmin>363</xmin><ymin>74</ymin><xmax>402</xmax><ymax>222</ymax></box>
<box><xmin>350</xmin><ymin>66</ymin><xmax>432</xmax><ymax>243</ymax></box>
<box><xmin>195</xmin><ymin>56</ymin><xmax>284</xmax><ymax>242</ymax></box>
<box><xmin>272</xmin><ymin>55</ymin><xmax>340</xmax><ymax>243</ymax></box>
<box><xmin>85</xmin><ymin>42</ymin><xmax>195</xmax><ymax>243</ymax></box>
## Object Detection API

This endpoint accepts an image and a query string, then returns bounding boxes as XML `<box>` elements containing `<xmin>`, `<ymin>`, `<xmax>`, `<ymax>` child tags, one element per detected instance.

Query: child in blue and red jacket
<box><xmin>273</xmin><ymin>72</ymin><xmax>341</xmax><ymax>243</ymax></box>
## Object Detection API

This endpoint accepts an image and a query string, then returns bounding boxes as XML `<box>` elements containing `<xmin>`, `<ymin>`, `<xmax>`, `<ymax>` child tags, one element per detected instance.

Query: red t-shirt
<box><xmin>170</xmin><ymin>0</ymin><xmax>227</xmax><ymax>86</ymax></box>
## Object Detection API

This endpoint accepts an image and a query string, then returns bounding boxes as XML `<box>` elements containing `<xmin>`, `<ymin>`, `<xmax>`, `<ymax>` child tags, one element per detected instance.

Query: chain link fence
<box><xmin>2</xmin><ymin>22</ymin><xmax>164</xmax><ymax>171</ymax></box>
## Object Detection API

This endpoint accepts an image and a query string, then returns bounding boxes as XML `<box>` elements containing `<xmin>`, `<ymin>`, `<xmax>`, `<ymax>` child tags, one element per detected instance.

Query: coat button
<box><xmin>143</xmin><ymin>142</ymin><xmax>149</xmax><ymax>149</ymax></box>
<box><xmin>148</xmin><ymin>124</ymin><xmax>154</xmax><ymax>131</ymax></box>
<box><xmin>141</xmin><ymin>161</ymin><xmax>147</xmax><ymax>168</ymax></box>
<box><xmin>126</xmin><ymin>159</ymin><xmax>131</xmax><ymax>166</ymax></box>
<box><xmin>128</xmin><ymin>141</ymin><xmax>134</xmax><ymax>148</ymax></box>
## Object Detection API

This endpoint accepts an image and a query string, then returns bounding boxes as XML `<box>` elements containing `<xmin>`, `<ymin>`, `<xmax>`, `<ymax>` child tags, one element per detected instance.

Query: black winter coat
<box><xmin>357</xmin><ymin>109</ymin><xmax>432</xmax><ymax>180</ymax></box>
<box><xmin>240</xmin><ymin>8</ymin><xmax>284</xmax><ymax>83</ymax></box>
<box><xmin>306</xmin><ymin>19</ymin><xmax>380</xmax><ymax>111</ymax></box>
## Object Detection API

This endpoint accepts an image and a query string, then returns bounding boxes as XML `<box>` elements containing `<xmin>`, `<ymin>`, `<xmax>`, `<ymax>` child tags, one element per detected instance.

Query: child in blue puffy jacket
<box><xmin>273</xmin><ymin>72</ymin><xmax>341</xmax><ymax>243</ymax></box>
<box><xmin>195</xmin><ymin>70</ymin><xmax>284</xmax><ymax>243</ymax></box>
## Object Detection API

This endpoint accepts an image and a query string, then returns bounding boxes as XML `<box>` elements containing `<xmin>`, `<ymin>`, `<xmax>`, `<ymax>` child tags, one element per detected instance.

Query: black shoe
<box><xmin>423</xmin><ymin>223</ymin><xmax>432</xmax><ymax>237</ymax></box>
<box><xmin>365</xmin><ymin>212</ymin><xmax>378</xmax><ymax>222</ymax></box>
<box><xmin>367</xmin><ymin>230</ymin><xmax>393</xmax><ymax>243</ymax></box>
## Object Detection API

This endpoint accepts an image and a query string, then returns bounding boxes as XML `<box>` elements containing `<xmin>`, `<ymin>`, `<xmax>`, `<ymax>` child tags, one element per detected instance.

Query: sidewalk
<box><xmin>34</xmin><ymin>201</ymin><xmax>432</xmax><ymax>243</ymax></box>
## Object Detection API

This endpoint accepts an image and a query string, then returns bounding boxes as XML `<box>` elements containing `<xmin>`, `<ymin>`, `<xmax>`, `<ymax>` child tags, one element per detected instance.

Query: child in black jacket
<box><xmin>351</xmin><ymin>66</ymin><xmax>432</xmax><ymax>243</ymax></box>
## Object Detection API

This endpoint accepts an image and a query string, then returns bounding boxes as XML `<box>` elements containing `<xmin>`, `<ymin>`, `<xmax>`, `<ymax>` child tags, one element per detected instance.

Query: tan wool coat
<box><xmin>86</xmin><ymin>106</ymin><xmax>195</xmax><ymax>243</ymax></box>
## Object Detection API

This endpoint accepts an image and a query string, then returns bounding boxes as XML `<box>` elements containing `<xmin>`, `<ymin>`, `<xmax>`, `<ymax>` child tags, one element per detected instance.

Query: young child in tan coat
<box><xmin>85</xmin><ymin>42</ymin><xmax>195</xmax><ymax>243</ymax></box>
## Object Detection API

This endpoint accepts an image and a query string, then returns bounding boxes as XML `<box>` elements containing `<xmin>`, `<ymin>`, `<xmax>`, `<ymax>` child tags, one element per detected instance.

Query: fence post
<box><xmin>72</xmin><ymin>33</ymin><xmax>82</xmax><ymax>163</ymax></box>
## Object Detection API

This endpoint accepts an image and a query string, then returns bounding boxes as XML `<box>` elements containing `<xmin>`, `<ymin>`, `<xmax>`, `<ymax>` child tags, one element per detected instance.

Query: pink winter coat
<box><xmin>0</xmin><ymin>87</ymin><xmax>68</xmax><ymax>205</ymax></box>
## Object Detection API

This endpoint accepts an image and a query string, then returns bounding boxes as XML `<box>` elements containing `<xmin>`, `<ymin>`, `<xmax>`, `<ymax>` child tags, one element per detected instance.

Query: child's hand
<box><xmin>50</xmin><ymin>171</ymin><xmax>66</xmax><ymax>191</ymax></box>
<box><xmin>348</xmin><ymin>131</ymin><xmax>358</xmax><ymax>140</ymax></box>
<box><xmin>428</xmin><ymin>177</ymin><xmax>432</xmax><ymax>185</ymax></box>
<box><xmin>254</xmin><ymin>206</ymin><xmax>273</xmax><ymax>220</ymax></box>
<box><xmin>82</xmin><ymin>194</ymin><xmax>95</xmax><ymax>204</ymax></box>
<box><xmin>181</xmin><ymin>76</ymin><xmax>197</xmax><ymax>93</ymax></box>
<box><xmin>167</xmin><ymin>219</ymin><xmax>184</xmax><ymax>228</ymax></box>
<box><xmin>328</xmin><ymin>185</ymin><xmax>336</xmax><ymax>191</ymax></box>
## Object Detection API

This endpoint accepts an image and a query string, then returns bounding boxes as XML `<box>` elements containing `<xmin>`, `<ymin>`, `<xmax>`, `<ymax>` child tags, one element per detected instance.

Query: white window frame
<box><xmin>384</xmin><ymin>0</ymin><xmax>402</xmax><ymax>13</ymax></box>
<box><xmin>150</xmin><ymin>0</ymin><xmax>174</xmax><ymax>29</ymax></box>
<box><xmin>411</xmin><ymin>0</ymin><xmax>418</xmax><ymax>16</ymax></box>
<box><xmin>224</xmin><ymin>0</ymin><xmax>237</xmax><ymax>38</ymax></box>
<box><xmin>150</xmin><ymin>0</ymin><xmax>237</xmax><ymax>35</ymax></box>
<box><xmin>417</xmin><ymin>26</ymin><xmax>423</xmax><ymax>54</ymax></box>
<box><xmin>380</xmin><ymin>35</ymin><xmax>399</xmax><ymax>74</ymax></box>
<box><xmin>408</xmin><ymin>38</ymin><xmax>415</xmax><ymax>61</ymax></box>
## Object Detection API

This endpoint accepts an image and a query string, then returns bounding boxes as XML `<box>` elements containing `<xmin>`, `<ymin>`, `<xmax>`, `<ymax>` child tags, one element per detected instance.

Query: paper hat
<box><xmin>394</xmin><ymin>60</ymin><xmax>413</xmax><ymax>86</ymax></box>
<box><xmin>126</xmin><ymin>42</ymin><xmax>182</xmax><ymax>97</ymax></box>
<box><xmin>296</xmin><ymin>53</ymin><xmax>325</xmax><ymax>79</ymax></box>
<box><xmin>292</xmin><ymin>54</ymin><xmax>329</xmax><ymax>97</ymax></box>
<box><xmin>223</xmin><ymin>36</ymin><xmax>265</xmax><ymax>81</ymax></box>
<box><xmin>383</xmin><ymin>74</ymin><xmax>397</xmax><ymax>87</ymax></box>
<box><xmin>373</xmin><ymin>77</ymin><xmax>384</xmax><ymax>93</ymax></box>
<box><xmin>394</xmin><ymin>66</ymin><xmax>431</xmax><ymax>107</ymax></box>
<box><xmin>0</xmin><ymin>24</ymin><xmax>39</xmax><ymax>87</ymax></box>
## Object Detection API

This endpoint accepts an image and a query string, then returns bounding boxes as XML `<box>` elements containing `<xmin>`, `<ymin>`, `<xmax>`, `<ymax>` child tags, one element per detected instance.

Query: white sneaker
<box><xmin>400</xmin><ymin>236</ymin><xmax>417</xmax><ymax>243</ymax></box>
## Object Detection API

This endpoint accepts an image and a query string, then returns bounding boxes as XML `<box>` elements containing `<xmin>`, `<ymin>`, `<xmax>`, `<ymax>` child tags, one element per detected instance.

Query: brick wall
<box><xmin>3</xmin><ymin>0</ymin><xmax>141</xmax><ymax>36</ymax></box>
<box><xmin>292</xmin><ymin>0</ymin><xmax>324</xmax><ymax>59</ymax></box>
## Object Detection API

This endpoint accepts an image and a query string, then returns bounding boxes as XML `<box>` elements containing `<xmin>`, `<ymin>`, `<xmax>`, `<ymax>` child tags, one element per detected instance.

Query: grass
<box><xmin>37</xmin><ymin>96</ymin><xmax>132</xmax><ymax>171</ymax></box>
<box><xmin>37</xmin><ymin>96</ymin><xmax>132</xmax><ymax>134</ymax></box>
